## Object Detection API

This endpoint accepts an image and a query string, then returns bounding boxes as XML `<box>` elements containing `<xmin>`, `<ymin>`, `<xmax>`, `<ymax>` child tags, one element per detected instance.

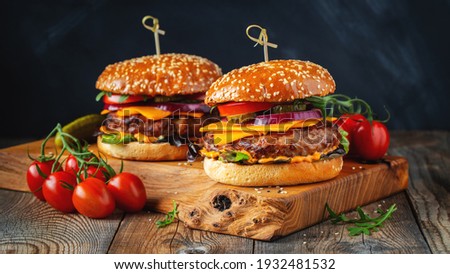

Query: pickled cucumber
<box><xmin>55</xmin><ymin>114</ymin><xmax>106</xmax><ymax>147</ymax></box>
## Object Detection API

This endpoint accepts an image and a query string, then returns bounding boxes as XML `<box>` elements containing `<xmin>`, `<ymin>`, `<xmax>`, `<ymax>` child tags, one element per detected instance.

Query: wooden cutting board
<box><xmin>0</xmin><ymin>139</ymin><xmax>408</xmax><ymax>241</ymax></box>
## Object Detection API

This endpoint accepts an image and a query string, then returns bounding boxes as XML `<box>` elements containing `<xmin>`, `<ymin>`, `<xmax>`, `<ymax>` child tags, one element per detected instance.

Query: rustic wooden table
<box><xmin>0</xmin><ymin>131</ymin><xmax>448</xmax><ymax>254</ymax></box>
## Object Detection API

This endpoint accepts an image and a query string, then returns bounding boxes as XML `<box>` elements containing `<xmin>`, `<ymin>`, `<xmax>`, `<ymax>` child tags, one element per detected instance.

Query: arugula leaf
<box><xmin>339</xmin><ymin>129</ymin><xmax>350</xmax><ymax>154</ymax></box>
<box><xmin>306</xmin><ymin>94</ymin><xmax>375</xmax><ymax>123</ymax></box>
<box><xmin>219</xmin><ymin>151</ymin><xmax>250</xmax><ymax>163</ymax></box>
<box><xmin>325</xmin><ymin>203</ymin><xmax>397</xmax><ymax>236</ymax></box>
<box><xmin>118</xmin><ymin>95</ymin><xmax>129</xmax><ymax>103</ymax></box>
<box><xmin>95</xmin><ymin>91</ymin><xmax>113</xmax><ymax>101</ymax></box>
<box><xmin>95</xmin><ymin>91</ymin><xmax>106</xmax><ymax>102</ymax></box>
<box><xmin>101</xmin><ymin>133</ymin><xmax>136</xmax><ymax>144</ymax></box>
<box><xmin>156</xmin><ymin>200</ymin><xmax>178</xmax><ymax>228</ymax></box>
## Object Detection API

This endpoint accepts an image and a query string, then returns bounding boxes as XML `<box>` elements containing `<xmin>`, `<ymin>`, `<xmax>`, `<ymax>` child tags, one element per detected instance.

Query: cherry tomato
<box><xmin>335</xmin><ymin>113</ymin><xmax>367</xmax><ymax>144</ymax></box>
<box><xmin>103</xmin><ymin>94</ymin><xmax>145</xmax><ymax>105</ymax></box>
<box><xmin>42</xmin><ymin>171</ymin><xmax>77</xmax><ymax>213</ymax></box>
<box><xmin>80</xmin><ymin>165</ymin><xmax>108</xmax><ymax>181</ymax></box>
<box><xmin>26</xmin><ymin>160</ymin><xmax>57</xmax><ymax>201</ymax></box>
<box><xmin>352</xmin><ymin>120</ymin><xmax>390</xmax><ymax>161</ymax></box>
<box><xmin>217</xmin><ymin>102</ymin><xmax>274</xmax><ymax>116</ymax></box>
<box><xmin>107</xmin><ymin>172</ymin><xmax>147</xmax><ymax>212</ymax></box>
<box><xmin>72</xmin><ymin>178</ymin><xmax>115</xmax><ymax>219</ymax></box>
<box><xmin>65</xmin><ymin>154</ymin><xmax>80</xmax><ymax>175</ymax></box>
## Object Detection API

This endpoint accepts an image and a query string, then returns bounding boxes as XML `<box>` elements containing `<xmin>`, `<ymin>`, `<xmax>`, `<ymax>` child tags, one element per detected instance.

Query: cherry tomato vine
<box><xmin>26</xmin><ymin>123</ymin><xmax>147</xmax><ymax>219</ymax></box>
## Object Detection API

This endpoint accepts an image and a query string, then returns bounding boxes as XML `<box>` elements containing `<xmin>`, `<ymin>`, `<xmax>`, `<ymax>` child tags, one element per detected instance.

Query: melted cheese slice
<box><xmin>115</xmin><ymin>107</ymin><xmax>171</xmax><ymax>120</ymax></box>
<box><xmin>200</xmin><ymin>119</ymin><xmax>320</xmax><ymax>133</ymax></box>
<box><xmin>212</xmin><ymin>131</ymin><xmax>262</xmax><ymax>146</ymax></box>
<box><xmin>101</xmin><ymin>106</ymin><xmax>205</xmax><ymax>119</ymax></box>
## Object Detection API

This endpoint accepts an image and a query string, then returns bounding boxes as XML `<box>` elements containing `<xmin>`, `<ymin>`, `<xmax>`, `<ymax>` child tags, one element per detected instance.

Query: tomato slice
<box><xmin>103</xmin><ymin>94</ymin><xmax>146</xmax><ymax>104</ymax></box>
<box><xmin>217</xmin><ymin>102</ymin><xmax>274</xmax><ymax>116</ymax></box>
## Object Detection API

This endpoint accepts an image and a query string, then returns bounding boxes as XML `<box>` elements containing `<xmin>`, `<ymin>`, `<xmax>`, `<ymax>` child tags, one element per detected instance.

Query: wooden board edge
<box><xmin>179</xmin><ymin>157</ymin><xmax>409</xmax><ymax>241</ymax></box>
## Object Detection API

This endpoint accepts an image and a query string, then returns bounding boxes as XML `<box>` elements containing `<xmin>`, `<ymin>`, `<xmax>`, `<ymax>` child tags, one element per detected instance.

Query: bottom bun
<box><xmin>203</xmin><ymin>157</ymin><xmax>343</xmax><ymax>186</ymax></box>
<box><xmin>97</xmin><ymin>136</ymin><xmax>188</xmax><ymax>161</ymax></box>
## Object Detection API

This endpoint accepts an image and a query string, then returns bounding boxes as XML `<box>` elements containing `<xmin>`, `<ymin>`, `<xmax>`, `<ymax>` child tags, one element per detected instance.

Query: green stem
<box><xmin>39</xmin><ymin>124</ymin><xmax>60</xmax><ymax>160</ymax></box>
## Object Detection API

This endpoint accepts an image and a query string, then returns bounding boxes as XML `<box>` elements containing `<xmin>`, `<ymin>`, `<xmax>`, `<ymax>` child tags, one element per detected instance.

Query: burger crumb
<box><xmin>174</xmin><ymin>192</ymin><xmax>178</xmax><ymax>195</ymax></box>
<box><xmin>359</xmin><ymin>166</ymin><xmax>363</xmax><ymax>169</ymax></box>
<box><xmin>183</xmin><ymin>162</ymin><xmax>188</xmax><ymax>166</ymax></box>
<box><xmin>257</xmin><ymin>191</ymin><xmax>262</xmax><ymax>194</ymax></box>
<box><xmin>352</xmin><ymin>166</ymin><xmax>356</xmax><ymax>170</ymax></box>
<box><xmin>177</xmin><ymin>163</ymin><xmax>182</xmax><ymax>166</ymax></box>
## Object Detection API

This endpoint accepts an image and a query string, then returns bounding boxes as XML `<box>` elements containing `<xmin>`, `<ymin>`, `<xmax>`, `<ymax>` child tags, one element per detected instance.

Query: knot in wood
<box><xmin>212</xmin><ymin>195</ymin><xmax>232</xmax><ymax>211</ymax></box>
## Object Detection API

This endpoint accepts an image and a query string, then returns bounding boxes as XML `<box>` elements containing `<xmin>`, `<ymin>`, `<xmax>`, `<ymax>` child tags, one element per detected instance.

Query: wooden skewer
<box><xmin>142</xmin><ymin>15</ymin><xmax>166</xmax><ymax>56</ymax></box>
<box><xmin>246</xmin><ymin>24</ymin><xmax>278</xmax><ymax>62</ymax></box>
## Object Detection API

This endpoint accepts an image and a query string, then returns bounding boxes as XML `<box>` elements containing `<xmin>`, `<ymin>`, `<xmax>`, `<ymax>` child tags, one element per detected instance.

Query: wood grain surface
<box><xmin>0</xmin><ymin>139</ymin><xmax>408</xmax><ymax>241</ymax></box>
<box><xmin>389</xmin><ymin>131</ymin><xmax>450</xmax><ymax>253</ymax></box>
<box><xmin>253</xmin><ymin>191</ymin><xmax>430</xmax><ymax>254</ymax></box>
<box><xmin>0</xmin><ymin>189</ymin><xmax>123</xmax><ymax>254</ymax></box>
<box><xmin>0</xmin><ymin>131</ymin><xmax>447</xmax><ymax>253</ymax></box>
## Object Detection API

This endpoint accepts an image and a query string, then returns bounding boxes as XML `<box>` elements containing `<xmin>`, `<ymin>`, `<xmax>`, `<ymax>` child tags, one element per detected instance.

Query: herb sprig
<box><xmin>306</xmin><ymin>94</ymin><xmax>374</xmax><ymax>122</ymax></box>
<box><xmin>156</xmin><ymin>200</ymin><xmax>178</xmax><ymax>228</ymax></box>
<box><xmin>325</xmin><ymin>203</ymin><xmax>397</xmax><ymax>236</ymax></box>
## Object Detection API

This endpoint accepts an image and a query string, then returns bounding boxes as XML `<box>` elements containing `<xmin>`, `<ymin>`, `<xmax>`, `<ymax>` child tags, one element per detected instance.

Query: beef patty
<box><xmin>202</xmin><ymin>125</ymin><xmax>341</xmax><ymax>159</ymax></box>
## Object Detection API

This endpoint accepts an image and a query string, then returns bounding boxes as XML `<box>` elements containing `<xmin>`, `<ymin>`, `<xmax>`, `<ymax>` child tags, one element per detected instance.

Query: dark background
<box><xmin>2</xmin><ymin>0</ymin><xmax>449</xmax><ymax>142</ymax></box>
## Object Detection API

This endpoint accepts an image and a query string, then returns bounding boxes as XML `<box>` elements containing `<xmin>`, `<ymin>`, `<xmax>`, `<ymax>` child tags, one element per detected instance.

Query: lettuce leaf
<box><xmin>219</xmin><ymin>151</ymin><xmax>250</xmax><ymax>163</ymax></box>
<box><xmin>339</xmin><ymin>129</ymin><xmax>350</xmax><ymax>154</ymax></box>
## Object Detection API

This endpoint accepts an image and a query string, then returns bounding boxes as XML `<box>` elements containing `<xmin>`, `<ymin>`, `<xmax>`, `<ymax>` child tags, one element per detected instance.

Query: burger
<box><xmin>200</xmin><ymin>59</ymin><xmax>348</xmax><ymax>186</ymax></box>
<box><xmin>95</xmin><ymin>53</ymin><xmax>222</xmax><ymax>161</ymax></box>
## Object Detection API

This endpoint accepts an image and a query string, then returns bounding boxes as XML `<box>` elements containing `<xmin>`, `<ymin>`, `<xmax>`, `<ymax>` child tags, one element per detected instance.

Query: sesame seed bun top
<box><xmin>205</xmin><ymin>59</ymin><xmax>335</xmax><ymax>106</ymax></box>
<box><xmin>96</xmin><ymin>53</ymin><xmax>222</xmax><ymax>97</ymax></box>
